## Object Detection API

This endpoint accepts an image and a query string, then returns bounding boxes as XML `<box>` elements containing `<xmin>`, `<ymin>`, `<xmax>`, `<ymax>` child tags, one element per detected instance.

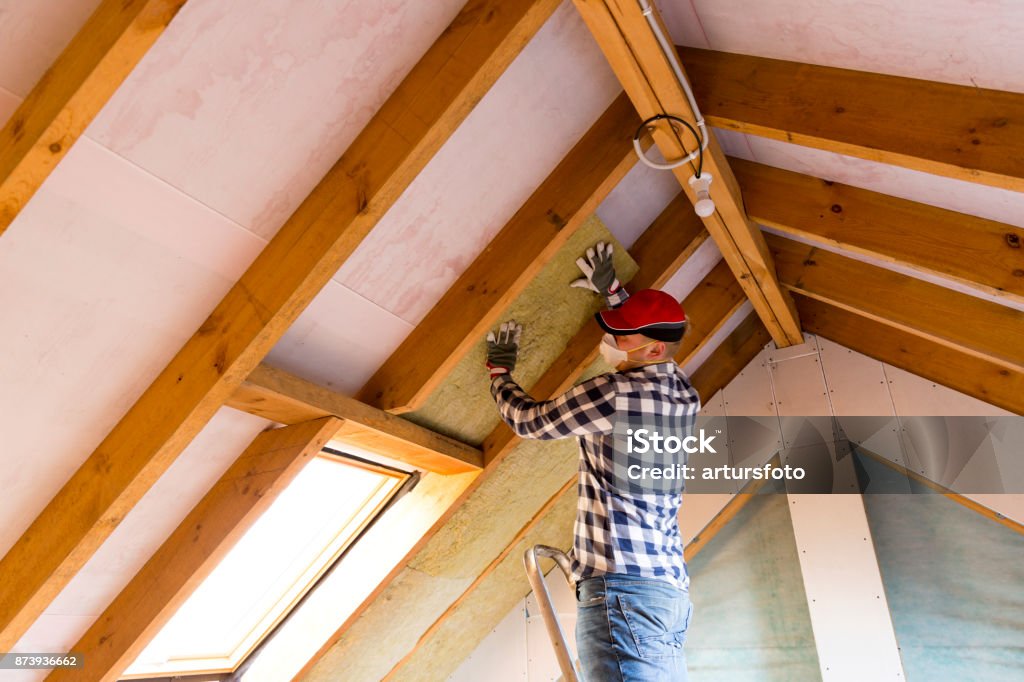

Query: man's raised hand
<box><xmin>571</xmin><ymin>241</ymin><xmax>620</xmax><ymax>297</ymax></box>
<box><xmin>486</xmin><ymin>320</ymin><xmax>522</xmax><ymax>378</ymax></box>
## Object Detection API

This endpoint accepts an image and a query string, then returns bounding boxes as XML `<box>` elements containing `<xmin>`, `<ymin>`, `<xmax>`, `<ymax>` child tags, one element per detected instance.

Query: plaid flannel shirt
<box><xmin>489</xmin><ymin>291</ymin><xmax>700</xmax><ymax>590</ymax></box>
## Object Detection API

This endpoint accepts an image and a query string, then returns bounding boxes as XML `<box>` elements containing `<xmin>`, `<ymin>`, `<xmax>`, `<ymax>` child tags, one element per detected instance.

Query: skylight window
<box><xmin>123</xmin><ymin>453</ymin><xmax>406</xmax><ymax>678</ymax></box>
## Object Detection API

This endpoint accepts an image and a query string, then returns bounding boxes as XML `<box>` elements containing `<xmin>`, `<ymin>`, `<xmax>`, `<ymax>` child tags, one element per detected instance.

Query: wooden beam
<box><xmin>571</xmin><ymin>0</ymin><xmax>802</xmax><ymax>347</ymax></box>
<box><xmin>856</xmin><ymin>449</ymin><xmax>1024</xmax><ymax>536</ymax></box>
<box><xmin>796</xmin><ymin>295</ymin><xmax>1024</xmax><ymax>415</ymax></box>
<box><xmin>690</xmin><ymin>312</ymin><xmax>770</xmax><ymax>404</ymax></box>
<box><xmin>768</xmin><ymin>233</ymin><xmax>1024</xmax><ymax>373</ymax></box>
<box><xmin>226</xmin><ymin>364</ymin><xmax>482</xmax><ymax>474</ymax></box>
<box><xmin>357</xmin><ymin>92</ymin><xmax>641</xmax><ymax>413</ymax></box>
<box><xmin>681</xmin><ymin>47</ymin><xmax>1024</xmax><ymax>192</ymax></box>
<box><xmin>673</xmin><ymin>258</ymin><xmax>746</xmax><ymax>364</ymax></box>
<box><xmin>46</xmin><ymin>418</ymin><xmax>340</xmax><ymax>682</ymax></box>
<box><xmin>0</xmin><ymin>0</ymin><xmax>189</xmax><ymax>237</ymax></box>
<box><xmin>735</xmin><ymin>158</ymin><xmax>1024</xmax><ymax>305</ymax></box>
<box><xmin>0</xmin><ymin>0</ymin><xmax>559</xmax><ymax>648</ymax></box>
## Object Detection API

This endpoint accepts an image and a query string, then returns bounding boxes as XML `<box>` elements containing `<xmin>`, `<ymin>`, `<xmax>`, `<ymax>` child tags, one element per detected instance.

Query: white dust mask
<box><xmin>599</xmin><ymin>334</ymin><xmax>629</xmax><ymax>366</ymax></box>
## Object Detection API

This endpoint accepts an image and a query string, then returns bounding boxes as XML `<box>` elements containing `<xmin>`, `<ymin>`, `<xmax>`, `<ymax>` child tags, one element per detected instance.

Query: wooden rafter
<box><xmin>46</xmin><ymin>418</ymin><xmax>341</xmax><ymax>682</ymax></box>
<box><xmin>0</xmin><ymin>0</ymin><xmax>560</xmax><ymax>648</ymax></box>
<box><xmin>673</xmin><ymin>258</ymin><xmax>746</xmax><ymax>365</ymax></box>
<box><xmin>226</xmin><ymin>364</ymin><xmax>482</xmax><ymax>473</ymax></box>
<box><xmin>735</xmin><ymin>159</ymin><xmax>1024</xmax><ymax>305</ymax></box>
<box><xmin>571</xmin><ymin>0</ymin><xmax>802</xmax><ymax>347</ymax></box>
<box><xmin>768</xmin><ymin>233</ymin><xmax>1024</xmax><ymax>373</ymax></box>
<box><xmin>302</xmin><ymin>192</ymin><xmax>709</xmax><ymax>675</ymax></box>
<box><xmin>357</xmin><ymin>92</ymin><xmax>641</xmax><ymax>413</ymax></box>
<box><xmin>0</xmin><ymin>0</ymin><xmax>189</xmax><ymax>237</ymax></box>
<box><xmin>796</xmin><ymin>296</ymin><xmax>1024</xmax><ymax>415</ymax></box>
<box><xmin>682</xmin><ymin>47</ymin><xmax>1024</xmax><ymax>192</ymax></box>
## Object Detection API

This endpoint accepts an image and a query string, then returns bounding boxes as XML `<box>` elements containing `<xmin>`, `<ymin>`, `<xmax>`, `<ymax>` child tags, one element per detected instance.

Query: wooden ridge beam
<box><xmin>735</xmin><ymin>158</ymin><xmax>1024</xmax><ymax>305</ymax></box>
<box><xmin>690</xmin><ymin>312</ymin><xmax>770</xmax><ymax>403</ymax></box>
<box><xmin>767</xmin><ymin>233</ymin><xmax>1024</xmax><ymax>373</ymax></box>
<box><xmin>0</xmin><ymin>0</ymin><xmax>559</xmax><ymax>648</ymax></box>
<box><xmin>357</xmin><ymin>92</ymin><xmax>641</xmax><ymax>413</ymax></box>
<box><xmin>681</xmin><ymin>47</ymin><xmax>1024</xmax><ymax>192</ymax></box>
<box><xmin>796</xmin><ymin>295</ymin><xmax>1024</xmax><ymax>415</ymax></box>
<box><xmin>46</xmin><ymin>418</ymin><xmax>341</xmax><ymax>682</ymax></box>
<box><xmin>571</xmin><ymin>0</ymin><xmax>802</xmax><ymax>347</ymax></box>
<box><xmin>0</xmin><ymin>0</ymin><xmax>189</xmax><ymax>237</ymax></box>
<box><xmin>226</xmin><ymin>364</ymin><xmax>482</xmax><ymax>474</ymax></box>
<box><xmin>300</xmin><ymin>195</ymin><xmax>708</xmax><ymax>676</ymax></box>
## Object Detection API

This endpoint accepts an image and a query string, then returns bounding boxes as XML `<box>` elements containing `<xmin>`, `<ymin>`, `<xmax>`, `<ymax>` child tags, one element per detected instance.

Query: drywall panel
<box><xmin>686</xmin><ymin>489</ymin><xmax>821</xmax><ymax>679</ymax></box>
<box><xmin>788</xmin><ymin>495</ymin><xmax>904</xmax><ymax>681</ymax></box>
<box><xmin>334</xmin><ymin>2</ymin><xmax>621</xmax><ymax>323</ymax></box>
<box><xmin>720</xmin><ymin>344</ymin><xmax>783</xmax><ymax>471</ymax></box>
<box><xmin>525</xmin><ymin>560</ymin><xmax>579</xmax><ymax>681</ymax></box>
<box><xmin>670</xmin><ymin>0</ymin><xmax>1024</xmax><ymax>92</ymax></box>
<box><xmin>0</xmin><ymin>0</ymin><xmax>101</xmax><ymax>96</ymax></box>
<box><xmin>863</xmin><ymin>489</ymin><xmax>1024</xmax><ymax>679</ymax></box>
<box><xmin>89</xmin><ymin>0</ymin><xmax>467</xmax><ymax>239</ymax></box>
<box><xmin>817</xmin><ymin>338</ymin><xmax>894</xmax><ymax>416</ymax></box>
<box><xmin>661</xmin><ymin>239</ymin><xmax>723</xmax><ymax>303</ymax></box>
<box><xmin>596</xmin><ymin>158</ymin><xmax>682</xmax><ymax>250</ymax></box>
<box><xmin>265</xmin><ymin>281</ymin><xmax>414</xmax><ymax>395</ymax></box>
<box><xmin>11</xmin><ymin>407</ymin><xmax>270</xmax><ymax>673</ymax></box>
<box><xmin>0</xmin><ymin>137</ymin><xmax>264</xmax><ymax>558</ymax></box>
<box><xmin>721</xmin><ymin>347</ymin><xmax>774</xmax><ymax>416</ymax></box>
<box><xmin>0</xmin><ymin>85</ymin><xmax>19</xmax><ymax>121</ymax></box>
<box><xmin>768</xmin><ymin>340</ymin><xmax>832</xmax><ymax>450</ymax></box>
<box><xmin>449</xmin><ymin>600</ymin><xmax>528</xmax><ymax>682</ymax></box>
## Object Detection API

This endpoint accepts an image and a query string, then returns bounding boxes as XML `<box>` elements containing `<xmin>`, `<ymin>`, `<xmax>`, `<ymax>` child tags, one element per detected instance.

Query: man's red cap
<box><xmin>595</xmin><ymin>289</ymin><xmax>687</xmax><ymax>342</ymax></box>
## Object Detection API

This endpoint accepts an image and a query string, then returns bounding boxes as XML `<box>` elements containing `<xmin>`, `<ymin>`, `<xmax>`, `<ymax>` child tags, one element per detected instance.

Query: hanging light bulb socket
<box><xmin>688</xmin><ymin>173</ymin><xmax>715</xmax><ymax>218</ymax></box>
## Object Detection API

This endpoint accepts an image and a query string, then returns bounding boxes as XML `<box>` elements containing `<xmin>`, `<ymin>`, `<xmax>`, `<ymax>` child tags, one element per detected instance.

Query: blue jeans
<box><xmin>575</xmin><ymin>574</ymin><xmax>692</xmax><ymax>681</ymax></box>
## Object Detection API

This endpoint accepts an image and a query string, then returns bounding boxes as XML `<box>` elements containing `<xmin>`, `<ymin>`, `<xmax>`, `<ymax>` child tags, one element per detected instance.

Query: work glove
<box><xmin>571</xmin><ymin>241</ymin><xmax>621</xmax><ymax>299</ymax></box>
<box><xmin>486</xmin><ymin>320</ymin><xmax>522</xmax><ymax>378</ymax></box>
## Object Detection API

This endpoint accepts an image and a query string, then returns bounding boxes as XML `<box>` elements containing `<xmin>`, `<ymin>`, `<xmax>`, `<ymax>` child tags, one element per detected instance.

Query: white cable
<box><xmin>634</xmin><ymin>0</ymin><xmax>709</xmax><ymax>170</ymax></box>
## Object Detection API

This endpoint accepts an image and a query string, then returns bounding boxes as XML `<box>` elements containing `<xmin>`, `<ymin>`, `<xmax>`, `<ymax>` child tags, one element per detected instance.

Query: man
<box><xmin>486</xmin><ymin>241</ymin><xmax>700</xmax><ymax>681</ymax></box>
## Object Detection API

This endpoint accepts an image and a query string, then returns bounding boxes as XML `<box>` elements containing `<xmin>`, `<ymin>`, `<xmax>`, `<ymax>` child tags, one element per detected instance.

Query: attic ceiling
<box><xmin>1</xmin><ymin>0</ymin><xmax>1022</xmax><ymax>679</ymax></box>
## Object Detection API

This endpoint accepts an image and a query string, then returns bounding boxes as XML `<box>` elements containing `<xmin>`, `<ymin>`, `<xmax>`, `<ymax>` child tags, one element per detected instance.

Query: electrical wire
<box><xmin>633</xmin><ymin>113</ymin><xmax>704</xmax><ymax>176</ymax></box>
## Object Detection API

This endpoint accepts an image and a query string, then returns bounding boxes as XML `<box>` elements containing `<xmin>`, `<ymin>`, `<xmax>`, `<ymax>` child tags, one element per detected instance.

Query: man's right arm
<box><xmin>489</xmin><ymin>374</ymin><xmax>617</xmax><ymax>440</ymax></box>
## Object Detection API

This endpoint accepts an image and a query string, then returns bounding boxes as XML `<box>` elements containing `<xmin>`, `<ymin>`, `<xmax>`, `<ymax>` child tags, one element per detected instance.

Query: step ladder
<box><xmin>523</xmin><ymin>544</ymin><xmax>581</xmax><ymax>682</ymax></box>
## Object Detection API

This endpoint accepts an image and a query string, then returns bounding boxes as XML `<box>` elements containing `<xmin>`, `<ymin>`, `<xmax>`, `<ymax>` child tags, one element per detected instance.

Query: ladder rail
<box><xmin>523</xmin><ymin>544</ymin><xmax>581</xmax><ymax>681</ymax></box>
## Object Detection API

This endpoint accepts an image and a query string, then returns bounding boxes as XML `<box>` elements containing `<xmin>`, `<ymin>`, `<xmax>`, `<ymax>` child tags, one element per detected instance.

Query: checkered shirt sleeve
<box><xmin>489</xmin><ymin>374</ymin><xmax>617</xmax><ymax>439</ymax></box>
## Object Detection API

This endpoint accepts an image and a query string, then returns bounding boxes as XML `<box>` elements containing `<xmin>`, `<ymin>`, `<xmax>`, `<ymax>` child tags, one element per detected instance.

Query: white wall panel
<box><xmin>12</xmin><ymin>407</ymin><xmax>270</xmax><ymax>659</ymax></box>
<box><xmin>788</xmin><ymin>495</ymin><xmax>905</xmax><ymax>682</ymax></box>
<box><xmin>449</xmin><ymin>601</ymin><xmax>528</xmax><ymax>682</ymax></box>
